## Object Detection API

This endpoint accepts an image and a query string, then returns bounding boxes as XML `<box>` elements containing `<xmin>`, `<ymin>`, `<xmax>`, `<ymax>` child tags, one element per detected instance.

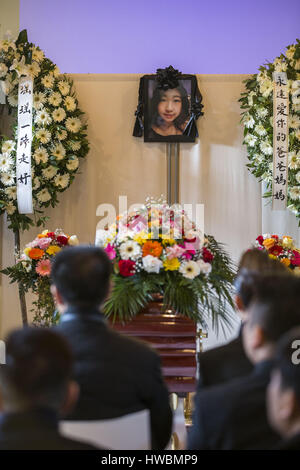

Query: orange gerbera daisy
<box><xmin>28</xmin><ymin>248</ymin><xmax>44</xmax><ymax>260</ymax></box>
<box><xmin>142</xmin><ymin>241</ymin><xmax>163</xmax><ymax>258</ymax></box>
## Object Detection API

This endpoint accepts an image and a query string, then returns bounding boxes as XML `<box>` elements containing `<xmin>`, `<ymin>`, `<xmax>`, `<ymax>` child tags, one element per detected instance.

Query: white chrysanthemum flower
<box><xmin>260</xmin><ymin>140</ymin><xmax>273</xmax><ymax>156</ymax></box>
<box><xmin>54</xmin><ymin>173</ymin><xmax>70</xmax><ymax>189</ymax></box>
<box><xmin>296</xmin><ymin>172</ymin><xmax>300</xmax><ymax>184</ymax></box>
<box><xmin>48</xmin><ymin>92</ymin><xmax>62</xmax><ymax>107</ymax></box>
<box><xmin>35</xmin><ymin>109</ymin><xmax>52</xmax><ymax>126</ymax></box>
<box><xmin>289</xmin><ymin>115</ymin><xmax>300</xmax><ymax>129</ymax></box>
<box><xmin>41</xmin><ymin>74</ymin><xmax>55</xmax><ymax>88</ymax></box>
<box><xmin>33</xmin><ymin>177</ymin><xmax>40</xmax><ymax>190</ymax></box>
<box><xmin>52</xmin><ymin>107</ymin><xmax>66</xmax><ymax>122</ymax></box>
<box><xmin>253</xmin><ymin>153</ymin><xmax>264</xmax><ymax>164</ymax></box>
<box><xmin>66</xmin><ymin>156</ymin><xmax>79</xmax><ymax>171</ymax></box>
<box><xmin>260</xmin><ymin>79</ymin><xmax>273</xmax><ymax>98</ymax></box>
<box><xmin>0</xmin><ymin>39</ymin><xmax>16</xmax><ymax>52</ymax></box>
<box><xmin>244</xmin><ymin>134</ymin><xmax>257</xmax><ymax>147</ymax></box>
<box><xmin>37</xmin><ymin>188</ymin><xmax>51</xmax><ymax>202</ymax></box>
<box><xmin>289</xmin><ymin>187</ymin><xmax>300</xmax><ymax>201</ymax></box>
<box><xmin>292</xmin><ymin>80</ymin><xmax>300</xmax><ymax>90</ymax></box>
<box><xmin>286</xmin><ymin>46</ymin><xmax>296</xmax><ymax>61</ymax></box>
<box><xmin>0</xmin><ymin>153</ymin><xmax>13</xmax><ymax>171</ymax></box>
<box><xmin>42</xmin><ymin>166</ymin><xmax>58</xmax><ymax>179</ymax></box>
<box><xmin>256</xmin><ymin>107</ymin><xmax>268</xmax><ymax>119</ymax></box>
<box><xmin>64</xmin><ymin>95</ymin><xmax>76</xmax><ymax>111</ymax></box>
<box><xmin>5</xmin><ymin>201</ymin><xmax>16</xmax><ymax>215</ymax></box>
<box><xmin>243</xmin><ymin>113</ymin><xmax>255</xmax><ymax>129</ymax></box>
<box><xmin>36</xmin><ymin>128</ymin><xmax>51</xmax><ymax>144</ymax></box>
<box><xmin>261</xmin><ymin>171</ymin><xmax>272</xmax><ymax>183</ymax></box>
<box><xmin>2</xmin><ymin>140</ymin><xmax>15</xmax><ymax>154</ymax></box>
<box><xmin>33</xmin><ymin>91</ymin><xmax>46</xmax><ymax>109</ymax></box>
<box><xmin>142</xmin><ymin>255</ymin><xmax>163</xmax><ymax>273</ymax></box>
<box><xmin>34</xmin><ymin>147</ymin><xmax>48</xmax><ymax>164</ymax></box>
<box><xmin>52</xmin><ymin>66</ymin><xmax>60</xmax><ymax>78</ymax></box>
<box><xmin>179</xmin><ymin>260</ymin><xmax>201</xmax><ymax>279</ymax></box>
<box><xmin>66</xmin><ymin>117</ymin><xmax>81</xmax><ymax>133</ymax></box>
<box><xmin>1</xmin><ymin>172</ymin><xmax>15</xmax><ymax>186</ymax></box>
<box><xmin>5</xmin><ymin>186</ymin><xmax>17</xmax><ymax>200</ymax></box>
<box><xmin>57</xmin><ymin>80</ymin><xmax>70</xmax><ymax>96</ymax></box>
<box><xmin>273</xmin><ymin>58</ymin><xmax>287</xmax><ymax>72</ymax></box>
<box><xmin>254</xmin><ymin>124</ymin><xmax>267</xmax><ymax>136</ymax></box>
<box><xmin>27</xmin><ymin>61</ymin><xmax>40</xmax><ymax>78</ymax></box>
<box><xmin>57</xmin><ymin>130</ymin><xmax>67</xmax><ymax>141</ymax></box>
<box><xmin>119</xmin><ymin>240</ymin><xmax>141</xmax><ymax>260</ymax></box>
<box><xmin>70</xmin><ymin>141</ymin><xmax>81</xmax><ymax>151</ymax></box>
<box><xmin>295</xmin><ymin>130</ymin><xmax>300</xmax><ymax>141</ymax></box>
<box><xmin>292</xmin><ymin>92</ymin><xmax>300</xmax><ymax>105</ymax></box>
<box><xmin>0</xmin><ymin>63</ymin><xmax>8</xmax><ymax>78</ymax></box>
<box><xmin>247</xmin><ymin>91</ymin><xmax>255</xmax><ymax>107</ymax></box>
<box><xmin>32</xmin><ymin>47</ymin><xmax>44</xmax><ymax>62</ymax></box>
<box><xmin>293</xmin><ymin>103</ymin><xmax>300</xmax><ymax>112</ymax></box>
<box><xmin>52</xmin><ymin>143</ymin><xmax>66</xmax><ymax>161</ymax></box>
<box><xmin>7</xmin><ymin>93</ymin><xmax>18</xmax><ymax>106</ymax></box>
<box><xmin>289</xmin><ymin>152</ymin><xmax>300</xmax><ymax>170</ymax></box>
<box><xmin>21</xmin><ymin>260</ymin><xmax>32</xmax><ymax>272</ymax></box>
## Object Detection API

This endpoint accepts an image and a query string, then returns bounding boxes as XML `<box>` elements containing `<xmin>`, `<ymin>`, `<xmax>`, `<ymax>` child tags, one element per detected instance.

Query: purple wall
<box><xmin>20</xmin><ymin>0</ymin><xmax>300</xmax><ymax>74</ymax></box>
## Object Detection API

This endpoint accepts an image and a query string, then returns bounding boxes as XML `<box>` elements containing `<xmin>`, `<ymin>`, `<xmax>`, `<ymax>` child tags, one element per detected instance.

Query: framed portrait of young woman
<box><xmin>133</xmin><ymin>67</ymin><xmax>204</xmax><ymax>143</ymax></box>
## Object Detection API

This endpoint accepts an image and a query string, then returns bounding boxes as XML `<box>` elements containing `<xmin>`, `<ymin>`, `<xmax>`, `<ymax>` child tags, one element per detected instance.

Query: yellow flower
<box><xmin>24</xmin><ymin>247</ymin><xmax>31</xmax><ymax>256</ymax></box>
<box><xmin>280</xmin><ymin>257</ymin><xmax>291</xmax><ymax>267</ymax></box>
<box><xmin>282</xmin><ymin>236</ymin><xmax>294</xmax><ymax>249</ymax></box>
<box><xmin>263</xmin><ymin>238</ymin><xmax>276</xmax><ymax>250</ymax></box>
<box><xmin>46</xmin><ymin>245</ymin><xmax>61</xmax><ymax>256</ymax></box>
<box><xmin>163</xmin><ymin>258</ymin><xmax>180</xmax><ymax>271</ymax></box>
<box><xmin>268</xmin><ymin>254</ymin><xmax>277</xmax><ymax>260</ymax></box>
<box><xmin>160</xmin><ymin>235</ymin><xmax>176</xmax><ymax>246</ymax></box>
<box><xmin>134</xmin><ymin>231</ymin><xmax>148</xmax><ymax>245</ymax></box>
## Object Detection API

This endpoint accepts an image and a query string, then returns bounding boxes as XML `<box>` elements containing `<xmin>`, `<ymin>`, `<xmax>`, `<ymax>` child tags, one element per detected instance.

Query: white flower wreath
<box><xmin>239</xmin><ymin>39</ymin><xmax>300</xmax><ymax>222</ymax></box>
<box><xmin>0</xmin><ymin>30</ymin><xmax>89</xmax><ymax>231</ymax></box>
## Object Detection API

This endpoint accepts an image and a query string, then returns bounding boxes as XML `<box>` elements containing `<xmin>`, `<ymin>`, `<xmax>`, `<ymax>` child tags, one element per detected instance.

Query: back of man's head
<box><xmin>51</xmin><ymin>245</ymin><xmax>112</xmax><ymax>308</ymax></box>
<box><xmin>0</xmin><ymin>328</ymin><xmax>73</xmax><ymax>412</ymax></box>
<box><xmin>248</xmin><ymin>275</ymin><xmax>300</xmax><ymax>343</ymax></box>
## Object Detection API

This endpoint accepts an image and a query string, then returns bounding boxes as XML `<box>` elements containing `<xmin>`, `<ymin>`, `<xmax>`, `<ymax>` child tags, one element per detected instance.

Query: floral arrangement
<box><xmin>96</xmin><ymin>199</ymin><xmax>235</xmax><ymax>331</ymax></box>
<box><xmin>255</xmin><ymin>233</ymin><xmax>300</xmax><ymax>273</ymax></box>
<box><xmin>1</xmin><ymin>228</ymin><xmax>79</xmax><ymax>326</ymax></box>
<box><xmin>239</xmin><ymin>39</ymin><xmax>300</xmax><ymax>222</ymax></box>
<box><xmin>0</xmin><ymin>30</ymin><xmax>89</xmax><ymax>232</ymax></box>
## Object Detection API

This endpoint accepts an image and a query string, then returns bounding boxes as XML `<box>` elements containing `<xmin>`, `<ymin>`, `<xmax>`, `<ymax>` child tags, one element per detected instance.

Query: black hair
<box><xmin>150</xmin><ymin>85</ymin><xmax>189</xmax><ymax>131</ymax></box>
<box><xmin>234</xmin><ymin>250</ymin><xmax>289</xmax><ymax>309</ymax></box>
<box><xmin>247</xmin><ymin>275</ymin><xmax>300</xmax><ymax>343</ymax></box>
<box><xmin>273</xmin><ymin>327</ymin><xmax>300</xmax><ymax>400</ymax></box>
<box><xmin>0</xmin><ymin>328</ymin><xmax>73</xmax><ymax>409</ymax></box>
<box><xmin>51</xmin><ymin>245</ymin><xmax>112</xmax><ymax>308</ymax></box>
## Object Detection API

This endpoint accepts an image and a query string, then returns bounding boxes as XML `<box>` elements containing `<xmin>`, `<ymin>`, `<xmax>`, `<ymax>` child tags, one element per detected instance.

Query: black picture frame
<box><xmin>133</xmin><ymin>68</ymin><xmax>203</xmax><ymax>143</ymax></box>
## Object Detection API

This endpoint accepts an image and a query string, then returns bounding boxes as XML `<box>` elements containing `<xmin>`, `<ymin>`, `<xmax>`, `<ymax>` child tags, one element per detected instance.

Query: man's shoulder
<box><xmin>200</xmin><ymin>337</ymin><xmax>242</xmax><ymax>364</ymax></box>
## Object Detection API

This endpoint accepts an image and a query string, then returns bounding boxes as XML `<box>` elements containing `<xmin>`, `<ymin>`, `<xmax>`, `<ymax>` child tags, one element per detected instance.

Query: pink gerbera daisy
<box><xmin>35</xmin><ymin>259</ymin><xmax>51</xmax><ymax>277</ymax></box>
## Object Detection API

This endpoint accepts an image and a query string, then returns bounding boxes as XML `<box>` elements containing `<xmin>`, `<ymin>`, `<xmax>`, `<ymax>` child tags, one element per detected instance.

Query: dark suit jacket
<box><xmin>0</xmin><ymin>408</ymin><xmax>98</xmax><ymax>450</ymax></box>
<box><xmin>188</xmin><ymin>360</ymin><xmax>281</xmax><ymax>450</ymax></box>
<box><xmin>55</xmin><ymin>308</ymin><xmax>172</xmax><ymax>450</ymax></box>
<box><xmin>197</xmin><ymin>326</ymin><xmax>253</xmax><ymax>389</ymax></box>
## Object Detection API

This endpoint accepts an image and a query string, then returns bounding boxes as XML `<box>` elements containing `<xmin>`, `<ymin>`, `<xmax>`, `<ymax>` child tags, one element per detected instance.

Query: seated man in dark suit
<box><xmin>267</xmin><ymin>327</ymin><xmax>300</xmax><ymax>450</ymax></box>
<box><xmin>197</xmin><ymin>249</ymin><xmax>288</xmax><ymax>389</ymax></box>
<box><xmin>188</xmin><ymin>275</ymin><xmax>300</xmax><ymax>450</ymax></box>
<box><xmin>51</xmin><ymin>246</ymin><xmax>172</xmax><ymax>450</ymax></box>
<box><xmin>0</xmin><ymin>328</ymin><xmax>98</xmax><ymax>450</ymax></box>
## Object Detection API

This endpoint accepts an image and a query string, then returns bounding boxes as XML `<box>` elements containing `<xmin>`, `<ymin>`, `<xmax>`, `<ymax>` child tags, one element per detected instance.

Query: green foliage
<box><xmin>104</xmin><ymin>235</ymin><xmax>236</xmax><ymax>334</ymax></box>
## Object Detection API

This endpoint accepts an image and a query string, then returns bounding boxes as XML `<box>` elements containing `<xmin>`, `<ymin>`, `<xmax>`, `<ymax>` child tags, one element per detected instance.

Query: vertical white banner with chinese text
<box><xmin>16</xmin><ymin>76</ymin><xmax>33</xmax><ymax>214</ymax></box>
<box><xmin>272</xmin><ymin>72</ymin><xmax>289</xmax><ymax>210</ymax></box>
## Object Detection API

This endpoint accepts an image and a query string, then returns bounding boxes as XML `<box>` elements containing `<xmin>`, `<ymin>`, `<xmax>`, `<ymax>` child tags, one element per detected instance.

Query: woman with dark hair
<box><xmin>149</xmin><ymin>85</ymin><xmax>190</xmax><ymax>137</ymax></box>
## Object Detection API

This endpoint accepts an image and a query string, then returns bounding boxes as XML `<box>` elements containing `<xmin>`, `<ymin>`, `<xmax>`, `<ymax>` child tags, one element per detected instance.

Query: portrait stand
<box><xmin>166</xmin><ymin>143</ymin><xmax>180</xmax><ymax>205</ymax></box>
